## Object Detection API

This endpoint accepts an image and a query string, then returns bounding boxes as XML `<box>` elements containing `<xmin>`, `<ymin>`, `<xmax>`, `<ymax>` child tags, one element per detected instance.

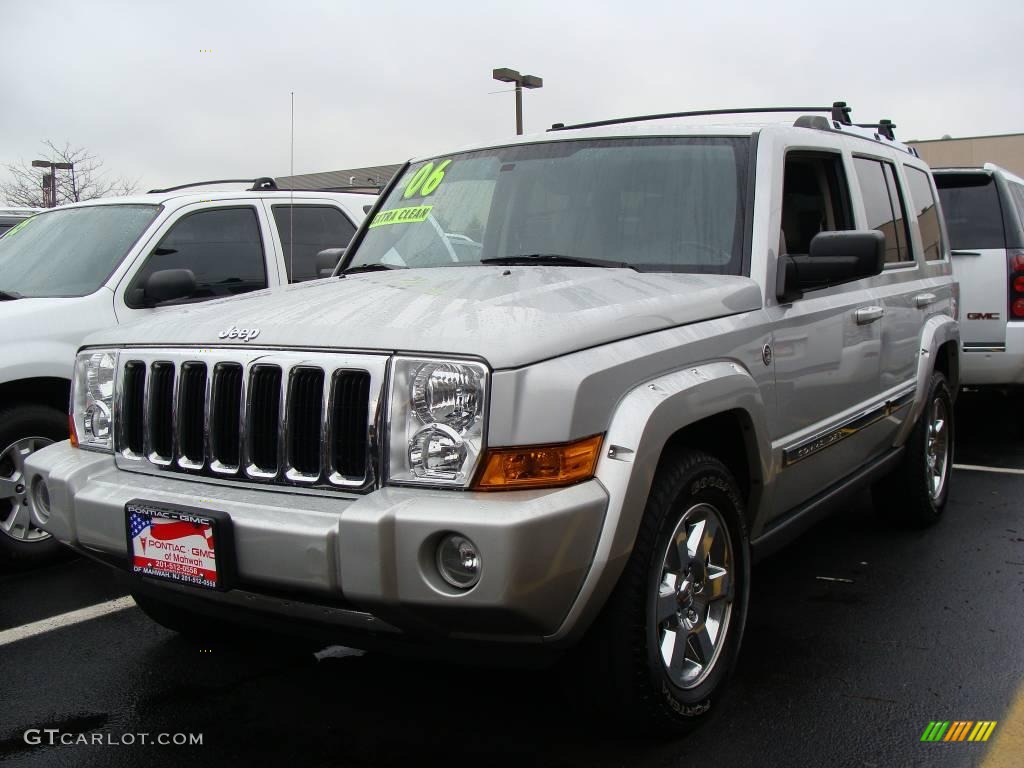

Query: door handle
<box><xmin>951</xmin><ymin>250</ymin><xmax>981</xmax><ymax>257</ymax></box>
<box><xmin>913</xmin><ymin>292</ymin><xmax>937</xmax><ymax>309</ymax></box>
<box><xmin>855</xmin><ymin>306</ymin><xmax>885</xmax><ymax>324</ymax></box>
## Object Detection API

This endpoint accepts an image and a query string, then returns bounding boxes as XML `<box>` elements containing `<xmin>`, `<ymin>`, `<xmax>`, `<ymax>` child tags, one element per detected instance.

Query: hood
<box><xmin>0</xmin><ymin>292</ymin><xmax>115</xmax><ymax>348</ymax></box>
<box><xmin>82</xmin><ymin>267</ymin><xmax>763</xmax><ymax>369</ymax></box>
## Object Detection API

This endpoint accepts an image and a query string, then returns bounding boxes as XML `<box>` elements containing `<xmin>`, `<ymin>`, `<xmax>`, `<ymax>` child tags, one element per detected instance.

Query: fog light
<box><xmin>436</xmin><ymin>534</ymin><xmax>481</xmax><ymax>589</ymax></box>
<box><xmin>33</xmin><ymin>478</ymin><xmax>51</xmax><ymax>523</ymax></box>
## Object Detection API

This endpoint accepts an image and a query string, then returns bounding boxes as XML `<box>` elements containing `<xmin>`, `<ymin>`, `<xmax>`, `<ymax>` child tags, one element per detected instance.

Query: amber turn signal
<box><xmin>472</xmin><ymin>434</ymin><xmax>604</xmax><ymax>490</ymax></box>
<box><xmin>68</xmin><ymin>413</ymin><xmax>79</xmax><ymax>448</ymax></box>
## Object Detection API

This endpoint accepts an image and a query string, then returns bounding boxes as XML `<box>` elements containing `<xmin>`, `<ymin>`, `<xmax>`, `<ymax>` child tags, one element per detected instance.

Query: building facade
<box><xmin>909</xmin><ymin>133</ymin><xmax>1024</xmax><ymax>177</ymax></box>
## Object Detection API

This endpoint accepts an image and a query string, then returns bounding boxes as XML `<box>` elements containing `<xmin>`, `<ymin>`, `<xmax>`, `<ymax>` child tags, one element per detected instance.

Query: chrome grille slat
<box><xmin>177</xmin><ymin>362</ymin><xmax>207</xmax><ymax>469</ymax></box>
<box><xmin>113</xmin><ymin>349</ymin><xmax>384</xmax><ymax>494</ymax></box>
<box><xmin>331</xmin><ymin>370</ymin><xmax>370</xmax><ymax>480</ymax></box>
<box><xmin>246</xmin><ymin>364</ymin><xmax>283</xmax><ymax>477</ymax></box>
<box><xmin>286</xmin><ymin>367</ymin><xmax>325</xmax><ymax>481</ymax></box>
<box><xmin>147</xmin><ymin>362</ymin><xmax>175</xmax><ymax>465</ymax></box>
<box><xmin>210</xmin><ymin>362</ymin><xmax>243</xmax><ymax>472</ymax></box>
<box><xmin>121</xmin><ymin>361</ymin><xmax>146</xmax><ymax>457</ymax></box>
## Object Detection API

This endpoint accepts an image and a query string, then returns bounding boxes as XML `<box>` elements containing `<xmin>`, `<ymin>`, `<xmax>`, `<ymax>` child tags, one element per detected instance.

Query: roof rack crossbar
<box><xmin>549</xmin><ymin>102</ymin><xmax>853</xmax><ymax>132</ymax></box>
<box><xmin>854</xmin><ymin>119</ymin><xmax>896</xmax><ymax>141</ymax></box>
<box><xmin>147</xmin><ymin>177</ymin><xmax>279</xmax><ymax>194</ymax></box>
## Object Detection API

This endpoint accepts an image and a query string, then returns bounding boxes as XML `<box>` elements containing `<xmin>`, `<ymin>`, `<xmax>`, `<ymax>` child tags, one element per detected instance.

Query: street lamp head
<box><xmin>521</xmin><ymin>75</ymin><xmax>543</xmax><ymax>89</ymax></box>
<box><xmin>492</xmin><ymin>67</ymin><xmax>521</xmax><ymax>83</ymax></box>
<box><xmin>30</xmin><ymin>160</ymin><xmax>73</xmax><ymax>169</ymax></box>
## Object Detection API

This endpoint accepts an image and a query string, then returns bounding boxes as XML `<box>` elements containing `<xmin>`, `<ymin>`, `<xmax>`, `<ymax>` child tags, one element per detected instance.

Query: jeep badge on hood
<box><xmin>218</xmin><ymin>326</ymin><xmax>260</xmax><ymax>342</ymax></box>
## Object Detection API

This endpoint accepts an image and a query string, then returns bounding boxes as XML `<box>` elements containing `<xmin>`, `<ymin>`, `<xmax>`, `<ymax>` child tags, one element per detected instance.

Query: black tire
<box><xmin>577</xmin><ymin>449</ymin><xmax>750</xmax><ymax>734</ymax></box>
<box><xmin>0</xmin><ymin>405</ymin><xmax>72</xmax><ymax>569</ymax></box>
<box><xmin>873</xmin><ymin>371</ymin><xmax>954</xmax><ymax>527</ymax></box>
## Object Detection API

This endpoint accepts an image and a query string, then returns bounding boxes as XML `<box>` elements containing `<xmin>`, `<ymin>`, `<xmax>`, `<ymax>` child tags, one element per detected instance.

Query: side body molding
<box><xmin>894</xmin><ymin>314</ymin><xmax>960</xmax><ymax>447</ymax></box>
<box><xmin>546</xmin><ymin>360</ymin><xmax>771</xmax><ymax>644</ymax></box>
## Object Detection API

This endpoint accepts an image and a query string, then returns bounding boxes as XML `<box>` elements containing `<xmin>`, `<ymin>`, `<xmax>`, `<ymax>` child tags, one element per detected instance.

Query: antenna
<box><xmin>289</xmin><ymin>91</ymin><xmax>294</xmax><ymax>281</ymax></box>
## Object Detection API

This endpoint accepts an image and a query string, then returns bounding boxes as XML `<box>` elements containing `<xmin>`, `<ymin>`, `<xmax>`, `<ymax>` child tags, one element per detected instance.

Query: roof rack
<box><xmin>147</xmin><ymin>177</ymin><xmax>278</xmax><ymax>194</ymax></box>
<box><xmin>549</xmin><ymin>101</ymin><xmax>854</xmax><ymax>132</ymax></box>
<box><xmin>854</xmin><ymin>119</ymin><xmax>896</xmax><ymax>141</ymax></box>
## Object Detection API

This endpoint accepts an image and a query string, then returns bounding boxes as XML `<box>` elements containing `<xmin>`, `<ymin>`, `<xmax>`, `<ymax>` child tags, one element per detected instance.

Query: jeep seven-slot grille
<box><xmin>116</xmin><ymin>354</ymin><xmax>375</xmax><ymax>489</ymax></box>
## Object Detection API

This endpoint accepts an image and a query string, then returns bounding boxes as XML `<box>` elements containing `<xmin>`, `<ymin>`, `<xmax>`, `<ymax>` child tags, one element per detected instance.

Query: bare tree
<box><xmin>1</xmin><ymin>140</ymin><xmax>138</xmax><ymax>208</ymax></box>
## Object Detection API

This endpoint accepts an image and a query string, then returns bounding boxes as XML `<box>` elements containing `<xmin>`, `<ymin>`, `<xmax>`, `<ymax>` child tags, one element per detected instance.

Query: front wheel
<box><xmin>579</xmin><ymin>450</ymin><xmax>750</xmax><ymax>733</ymax></box>
<box><xmin>873</xmin><ymin>371</ymin><xmax>954</xmax><ymax>527</ymax></box>
<box><xmin>0</xmin><ymin>405</ymin><xmax>71</xmax><ymax>568</ymax></box>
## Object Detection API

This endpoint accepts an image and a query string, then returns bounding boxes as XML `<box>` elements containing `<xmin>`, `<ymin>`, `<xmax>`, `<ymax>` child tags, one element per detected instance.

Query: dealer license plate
<box><xmin>126</xmin><ymin>501</ymin><xmax>226</xmax><ymax>590</ymax></box>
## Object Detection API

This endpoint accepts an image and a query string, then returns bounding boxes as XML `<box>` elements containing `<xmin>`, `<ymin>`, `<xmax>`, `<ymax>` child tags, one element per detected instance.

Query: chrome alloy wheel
<box><xmin>925</xmin><ymin>396</ymin><xmax>950</xmax><ymax>501</ymax></box>
<box><xmin>0</xmin><ymin>436</ymin><xmax>53</xmax><ymax>542</ymax></box>
<box><xmin>654</xmin><ymin>502</ymin><xmax>734</xmax><ymax>690</ymax></box>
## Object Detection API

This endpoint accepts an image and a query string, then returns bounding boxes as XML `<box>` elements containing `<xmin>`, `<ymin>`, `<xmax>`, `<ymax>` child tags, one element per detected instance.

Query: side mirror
<box><xmin>316</xmin><ymin>247</ymin><xmax>345</xmax><ymax>278</ymax></box>
<box><xmin>776</xmin><ymin>230</ymin><xmax>885</xmax><ymax>301</ymax></box>
<box><xmin>144</xmin><ymin>268</ymin><xmax>197</xmax><ymax>305</ymax></box>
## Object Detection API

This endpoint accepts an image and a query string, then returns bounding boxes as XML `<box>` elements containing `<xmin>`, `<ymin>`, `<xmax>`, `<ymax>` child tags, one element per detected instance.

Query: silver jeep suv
<box><xmin>25</xmin><ymin>102</ymin><xmax>958</xmax><ymax>730</ymax></box>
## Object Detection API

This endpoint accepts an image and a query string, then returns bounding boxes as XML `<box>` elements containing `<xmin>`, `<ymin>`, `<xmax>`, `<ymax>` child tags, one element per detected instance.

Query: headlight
<box><xmin>71</xmin><ymin>350</ymin><xmax>117</xmax><ymax>452</ymax></box>
<box><xmin>388</xmin><ymin>358</ymin><xmax>488</xmax><ymax>487</ymax></box>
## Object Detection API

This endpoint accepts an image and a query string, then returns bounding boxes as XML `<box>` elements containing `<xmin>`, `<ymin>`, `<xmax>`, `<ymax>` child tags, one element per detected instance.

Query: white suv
<box><xmin>0</xmin><ymin>180</ymin><xmax>373</xmax><ymax>565</ymax></box>
<box><xmin>933</xmin><ymin>164</ymin><xmax>1024</xmax><ymax>388</ymax></box>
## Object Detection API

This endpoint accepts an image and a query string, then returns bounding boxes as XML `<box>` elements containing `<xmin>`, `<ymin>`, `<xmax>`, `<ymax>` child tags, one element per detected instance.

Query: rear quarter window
<box><xmin>903</xmin><ymin>167</ymin><xmax>943</xmax><ymax>260</ymax></box>
<box><xmin>934</xmin><ymin>173</ymin><xmax>1006</xmax><ymax>250</ymax></box>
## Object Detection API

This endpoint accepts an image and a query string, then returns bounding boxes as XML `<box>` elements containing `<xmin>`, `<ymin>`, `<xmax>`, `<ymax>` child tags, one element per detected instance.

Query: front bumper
<box><xmin>25</xmin><ymin>442</ymin><xmax>608</xmax><ymax>644</ymax></box>
<box><xmin>960</xmin><ymin>322</ymin><xmax>1024</xmax><ymax>386</ymax></box>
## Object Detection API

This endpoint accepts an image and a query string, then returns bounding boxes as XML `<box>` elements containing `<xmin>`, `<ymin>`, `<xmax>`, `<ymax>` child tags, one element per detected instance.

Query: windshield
<box><xmin>0</xmin><ymin>204</ymin><xmax>160</xmax><ymax>298</ymax></box>
<box><xmin>348</xmin><ymin>137</ymin><xmax>749</xmax><ymax>273</ymax></box>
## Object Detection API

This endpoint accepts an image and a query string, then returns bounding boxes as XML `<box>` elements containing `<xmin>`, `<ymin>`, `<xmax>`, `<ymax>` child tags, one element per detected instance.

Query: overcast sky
<box><xmin>2</xmin><ymin>0</ymin><xmax>1022</xmax><ymax>198</ymax></box>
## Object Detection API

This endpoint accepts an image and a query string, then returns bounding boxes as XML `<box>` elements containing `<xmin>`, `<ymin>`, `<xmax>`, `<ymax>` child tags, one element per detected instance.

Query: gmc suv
<box><xmin>0</xmin><ymin>180</ymin><xmax>371</xmax><ymax>565</ymax></box>
<box><xmin>25</xmin><ymin>103</ymin><xmax>958</xmax><ymax>729</ymax></box>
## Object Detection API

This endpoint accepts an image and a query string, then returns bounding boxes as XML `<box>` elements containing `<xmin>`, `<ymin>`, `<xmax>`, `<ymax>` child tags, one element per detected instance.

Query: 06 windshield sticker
<box><xmin>402</xmin><ymin>159</ymin><xmax>452</xmax><ymax>199</ymax></box>
<box><xmin>369</xmin><ymin>205</ymin><xmax>433</xmax><ymax>228</ymax></box>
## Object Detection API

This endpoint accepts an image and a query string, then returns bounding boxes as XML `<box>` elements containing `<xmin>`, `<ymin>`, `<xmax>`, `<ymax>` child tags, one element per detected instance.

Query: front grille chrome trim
<box><xmin>113</xmin><ymin>348</ymin><xmax>387</xmax><ymax>494</ymax></box>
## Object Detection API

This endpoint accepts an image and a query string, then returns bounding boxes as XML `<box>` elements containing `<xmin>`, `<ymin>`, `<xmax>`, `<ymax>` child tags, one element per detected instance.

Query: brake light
<box><xmin>1010</xmin><ymin>251</ymin><xmax>1024</xmax><ymax>319</ymax></box>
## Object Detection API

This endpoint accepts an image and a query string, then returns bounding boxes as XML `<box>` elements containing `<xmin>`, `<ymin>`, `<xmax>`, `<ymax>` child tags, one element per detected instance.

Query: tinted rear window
<box><xmin>934</xmin><ymin>173</ymin><xmax>1005</xmax><ymax>250</ymax></box>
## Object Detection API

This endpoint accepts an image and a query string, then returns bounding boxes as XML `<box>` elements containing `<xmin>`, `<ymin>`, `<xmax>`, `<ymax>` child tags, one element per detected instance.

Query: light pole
<box><xmin>31</xmin><ymin>160</ymin><xmax>73</xmax><ymax>208</ymax></box>
<box><xmin>492</xmin><ymin>68</ymin><xmax>543</xmax><ymax>135</ymax></box>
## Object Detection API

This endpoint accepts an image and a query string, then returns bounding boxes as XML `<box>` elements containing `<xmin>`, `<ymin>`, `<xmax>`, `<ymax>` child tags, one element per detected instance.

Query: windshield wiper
<box><xmin>480</xmin><ymin>254</ymin><xmax>639</xmax><ymax>270</ymax></box>
<box><xmin>340</xmin><ymin>263</ymin><xmax>405</xmax><ymax>276</ymax></box>
<box><xmin>0</xmin><ymin>289</ymin><xmax>23</xmax><ymax>300</ymax></box>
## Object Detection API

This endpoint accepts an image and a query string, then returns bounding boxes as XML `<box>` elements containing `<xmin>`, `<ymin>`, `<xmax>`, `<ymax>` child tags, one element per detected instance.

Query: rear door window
<box><xmin>853</xmin><ymin>157</ymin><xmax>912</xmax><ymax>263</ymax></box>
<box><xmin>272</xmin><ymin>205</ymin><xmax>357</xmax><ymax>282</ymax></box>
<box><xmin>934</xmin><ymin>173</ymin><xmax>1006</xmax><ymax>250</ymax></box>
<box><xmin>903</xmin><ymin>166</ymin><xmax>943</xmax><ymax>260</ymax></box>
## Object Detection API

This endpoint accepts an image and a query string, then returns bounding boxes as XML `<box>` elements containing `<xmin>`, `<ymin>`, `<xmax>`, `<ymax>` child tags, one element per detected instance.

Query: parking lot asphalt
<box><xmin>1</xmin><ymin>390</ymin><xmax>1021</xmax><ymax>768</ymax></box>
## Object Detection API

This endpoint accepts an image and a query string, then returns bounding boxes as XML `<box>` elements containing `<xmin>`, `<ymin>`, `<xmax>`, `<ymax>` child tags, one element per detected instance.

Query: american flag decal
<box><xmin>127</xmin><ymin>506</ymin><xmax>219</xmax><ymax>588</ymax></box>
